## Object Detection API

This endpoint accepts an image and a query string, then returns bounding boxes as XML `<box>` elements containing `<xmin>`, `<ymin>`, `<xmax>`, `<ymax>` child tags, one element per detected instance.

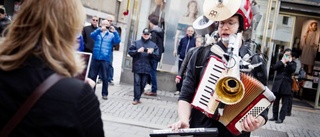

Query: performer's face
<box><xmin>218</xmin><ymin>16</ymin><xmax>240</xmax><ymax>44</ymax></box>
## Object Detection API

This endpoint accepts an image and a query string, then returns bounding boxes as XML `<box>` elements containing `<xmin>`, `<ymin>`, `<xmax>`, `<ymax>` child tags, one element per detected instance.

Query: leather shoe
<box><xmin>132</xmin><ymin>100</ymin><xmax>141</xmax><ymax>105</ymax></box>
<box><xmin>144</xmin><ymin>91</ymin><xmax>157</xmax><ymax>96</ymax></box>
<box><xmin>102</xmin><ymin>96</ymin><xmax>108</xmax><ymax>100</ymax></box>
<box><xmin>275</xmin><ymin>119</ymin><xmax>283</xmax><ymax>124</ymax></box>
<box><xmin>269</xmin><ymin>118</ymin><xmax>277</xmax><ymax>121</ymax></box>
<box><xmin>286</xmin><ymin>113</ymin><xmax>291</xmax><ymax>116</ymax></box>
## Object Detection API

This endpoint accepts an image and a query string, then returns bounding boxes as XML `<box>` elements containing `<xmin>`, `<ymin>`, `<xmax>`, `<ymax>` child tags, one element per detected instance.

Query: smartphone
<box><xmin>75</xmin><ymin>52</ymin><xmax>92</xmax><ymax>81</ymax></box>
<box><xmin>285</xmin><ymin>54</ymin><xmax>289</xmax><ymax>58</ymax></box>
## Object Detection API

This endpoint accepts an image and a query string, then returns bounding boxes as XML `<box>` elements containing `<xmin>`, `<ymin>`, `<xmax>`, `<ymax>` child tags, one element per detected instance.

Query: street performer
<box><xmin>169</xmin><ymin>0</ymin><xmax>269</xmax><ymax>136</ymax></box>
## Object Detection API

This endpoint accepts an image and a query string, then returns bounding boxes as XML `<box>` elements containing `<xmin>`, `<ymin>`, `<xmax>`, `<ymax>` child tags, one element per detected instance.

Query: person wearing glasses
<box><xmin>128</xmin><ymin>28</ymin><xmax>159</xmax><ymax>105</ymax></box>
<box><xmin>82</xmin><ymin>16</ymin><xmax>99</xmax><ymax>53</ymax></box>
<box><xmin>169</xmin><ymin>0</ymin><xmax>268</xmax><ymax>136</ymax></box>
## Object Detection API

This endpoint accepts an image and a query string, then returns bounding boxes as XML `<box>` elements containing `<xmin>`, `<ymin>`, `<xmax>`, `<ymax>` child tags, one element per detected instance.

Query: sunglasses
<box><xmin>92</xmin><ymin>19</ymin><xmax>98</xmax><ymax>22</ymax></box>
<box><xmin>108</xmin><ymin>20</ymin><xmax>113</xmax><ymax>22</ymax></box>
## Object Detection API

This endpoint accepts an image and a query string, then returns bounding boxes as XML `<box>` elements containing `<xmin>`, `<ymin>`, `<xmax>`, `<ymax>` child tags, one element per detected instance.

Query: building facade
<box><xmin>120</xmin><ymin>0</ymin><xmax>320</xmax><ymax>109</ymax></box>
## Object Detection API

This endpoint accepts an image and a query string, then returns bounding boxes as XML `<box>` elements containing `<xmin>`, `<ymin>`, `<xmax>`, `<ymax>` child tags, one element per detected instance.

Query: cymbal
<box><xmin>193</xmin><ymin>16</ymin><xmax>218</xmax><ymax>36</ymax></box>
<box><xmin>203</xmin><ymin>0</ymin><xmax>242</xmax><ymax>21</ymax></box>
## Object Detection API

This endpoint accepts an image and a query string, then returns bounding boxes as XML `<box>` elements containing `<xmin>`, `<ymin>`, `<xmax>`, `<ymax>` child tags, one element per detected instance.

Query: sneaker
<box><xmin>102</xmin><ymin>96</ymin><xmax>108</xmax><ymax>100</ymax></box>
<box><xmin>144</xmin><ymin>91</ymin><xmax>157</xmax><ymax>96</ymax></box>
<box><xmin>174</xmin><ymin>91</ymin><xmax>180</xmax><ymax>95</ymax></box>
<box><xmin>132</xmin><ymin>100</ymin><xmax>141</xmax><ymax>105</ymax></box>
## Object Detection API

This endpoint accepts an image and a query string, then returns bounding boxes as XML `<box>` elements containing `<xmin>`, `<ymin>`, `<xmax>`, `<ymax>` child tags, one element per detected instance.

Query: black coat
<box><xmin>0</xmin><ymin>57</ymin><xmax>104</xmax><ymax>137</ymax></box>
<box><xmin>271</xmin><ymin>60</ymin><xmax>296</xmax><ymax>95</ymax></box>
<box><xmin>128</xmin><ymin>38</ymin><xmax>159</xmax><ymax>74</ymax></box>
<box><xmin>82</xmin><ymin>24</ymin><xmax>98</xmax><ymax>52</ymax></box>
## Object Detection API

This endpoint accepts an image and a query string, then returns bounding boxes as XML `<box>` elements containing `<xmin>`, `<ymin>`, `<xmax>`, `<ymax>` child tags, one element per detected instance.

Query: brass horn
<box><xmin>208</xmin><ymin>33</ymin><xmax>245</xmax><ymax>114</ymax></box>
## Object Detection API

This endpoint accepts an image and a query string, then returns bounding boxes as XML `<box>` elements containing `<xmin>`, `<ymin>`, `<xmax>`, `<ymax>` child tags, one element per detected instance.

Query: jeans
<box><xmin>108</xmin><ymin>64</ymin><xmax>114</xmax><ymax>82</ymax></box>
<box><xmin>89</xmin><ymin>59</ymin><xmax>110</xmax><ymax>96</ymax></box>
<box><xmin>133</xmin><ymin>73</ymin><xmax>148</xmax><ymax>101</ymax></box>
<box><xmin>150</xmin><ymin>59</ymin><xmax>158</xmax><ymax>93</ymax></box>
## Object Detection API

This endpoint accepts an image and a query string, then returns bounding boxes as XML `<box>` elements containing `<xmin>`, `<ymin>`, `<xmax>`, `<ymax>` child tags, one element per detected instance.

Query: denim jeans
<box><xmin>107</xmin><ymin>53</ymin><xmax>114</xmax><ymax>82</ymax></box>
<box><xmin>108</xmin><ymin>64</ymin><xmax>114</xmax><ymax>82</ymax></box>
<box><xmin>133</xmin><ymin>73</ymin><xmax>148</xmax><ymax>101</ymax></box>
<box><xmin>89</xmin><ymin>59</ymin><xmax>110</xmax><ymax>96</ymax></box>
<box><xmin>150</xmin><ymin>59</ymin><xmax>158</xmax><ymax>93</ymax></box>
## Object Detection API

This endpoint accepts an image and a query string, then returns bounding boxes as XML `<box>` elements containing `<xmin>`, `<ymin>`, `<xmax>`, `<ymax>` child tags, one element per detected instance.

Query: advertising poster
<box><xmin>152</xmin><ymin>0</ymin><xmax>204</xmax><ymax>72</ymax></box>
<box><xmin>299</xmin><ymin>20</ymin><xmax>320</xmax><ymax>66</ymax></box>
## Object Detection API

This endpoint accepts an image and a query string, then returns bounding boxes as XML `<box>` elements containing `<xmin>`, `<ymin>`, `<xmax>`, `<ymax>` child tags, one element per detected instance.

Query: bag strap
<box><xmin>0</xmin><ymin>73</ymin><xmax>65</xmax><ymax>137</ymax></box>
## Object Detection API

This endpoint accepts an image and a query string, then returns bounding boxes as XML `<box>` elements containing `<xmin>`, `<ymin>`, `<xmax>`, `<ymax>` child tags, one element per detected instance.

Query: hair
<box><xmin>284</xmin><ymin>48</ymin><xmax>292</xmax><ymax>53</ymax></box>
<box><xmin>234</xmin><ymin>14</ymin><xmax>244</xmax><ymax>32</ymax></box>
<box><xmin>0</xmin><ymin>8</ymin><xmax>5</xmax><ymax>14</ymax></box>
<box><xmin>308</xmin><ymin>21</ymin><xmax>317</xmax><ymax>31</ymax></box>
<box><xmin>0</xmin><ymin>0</ymin><xmax>86</xmax><ymax>77</ymax></box>
<box><xmin>291</xmin><ymin>51</ymin><xmax>298</xmax><ymax>58</ymax></box>
<box><xmin>185</xmin><ymin>0</ymin><xmax>198</xmax><ymax>18</ymax></box>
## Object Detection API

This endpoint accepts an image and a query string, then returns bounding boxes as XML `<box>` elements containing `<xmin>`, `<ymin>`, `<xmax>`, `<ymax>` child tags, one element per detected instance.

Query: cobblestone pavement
<box><xmin>97</xmin><ymin>51</ymin><xmax>320</xmax><ymax>137</ymax></box>
<box><xmin>96</xmin><ymin>83</ymin><xmax>320</xmax><ymax>137</ymax></box>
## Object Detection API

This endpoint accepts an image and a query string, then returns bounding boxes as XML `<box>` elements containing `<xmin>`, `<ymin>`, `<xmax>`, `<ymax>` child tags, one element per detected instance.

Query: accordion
<box><xmin>191</xmin><ymin>55</ymin><xmax>276</xmax><ymax>135</ymax></box>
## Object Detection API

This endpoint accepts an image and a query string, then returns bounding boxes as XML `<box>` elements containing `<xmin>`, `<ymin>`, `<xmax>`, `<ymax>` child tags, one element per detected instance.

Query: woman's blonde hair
<box><xmin>0</xmin><ymin>0</ymin><xmax>86</xmax><ymax>77</ymax></box>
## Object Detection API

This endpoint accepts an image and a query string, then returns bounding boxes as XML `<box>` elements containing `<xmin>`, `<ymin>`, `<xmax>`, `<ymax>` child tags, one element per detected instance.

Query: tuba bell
<box><xmin>208</xmin><ymin>33</ymin><xmax>245</xmax><ymax>114</ymax></box>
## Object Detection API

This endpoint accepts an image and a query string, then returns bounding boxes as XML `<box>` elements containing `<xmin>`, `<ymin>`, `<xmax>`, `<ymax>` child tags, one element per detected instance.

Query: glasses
<box><xmin>92</xmin><ymin>19</ymin><xmax>98</xmax><ymax>22</ymax></box>
<box><xmin>219</xmin><ymin>21</ymin><xmax>239</xmax><ymax>28</ymax></box>
<box><xmin>108</xmin><ymin>20</ymin><xmax>113</xmax><ymax>22</ymax></box>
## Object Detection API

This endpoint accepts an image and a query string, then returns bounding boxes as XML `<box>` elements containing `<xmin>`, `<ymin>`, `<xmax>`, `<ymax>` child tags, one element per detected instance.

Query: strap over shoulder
<box><xmin>0</xmin><ymin>73</ymin><xmax>65</xmax><ymax>137</ymax></box>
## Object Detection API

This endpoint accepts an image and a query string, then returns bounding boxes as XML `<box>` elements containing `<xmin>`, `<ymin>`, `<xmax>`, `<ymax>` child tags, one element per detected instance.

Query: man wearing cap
<box><xmin>128</xmin><ymin>28</ymin><xmax>160</xmax><ymax>105</ymax></box>
<box><xmin>169</xmin><ymin>0</ymin><xmax>268</xmax><ymax>136</ymax></box>
<box><xmin>144</xmin><ymin>17</ymin><xmax>165</xmax><ymax>96</ymax></box>
<box><xmin>0</xmin><ymin>7</ymin><xmax>11</xmax><ymax>37</ymax></box>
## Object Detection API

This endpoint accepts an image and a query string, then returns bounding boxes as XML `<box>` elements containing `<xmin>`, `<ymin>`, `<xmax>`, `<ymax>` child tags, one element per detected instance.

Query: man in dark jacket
<box><xmin>128</xmin><ymin>28</ymin><xmax>159</xmax><ymax>105</ymax></box>
<box><xmin>144</xmin><ymin>17</ymin><xmax>164</xmax><ymax>96</ymax></box>
<box><xmin>0</xmin><ymin>8</ymin><xmax>11</xmax><ymax>37</ymax></box>
<box><xmin>175</xmin><ymin>26</ymin><xmax>196</xmax><ymax>95</ymax></box>
<box><xmin>269</xmin><ymin>48</ymin><xmax>296</xmax><ymax>124</ymax></box>
<box><xmin>82</xmin><ymin>16</ymin><xmax>99</xmax><ymax>53</ymax></box>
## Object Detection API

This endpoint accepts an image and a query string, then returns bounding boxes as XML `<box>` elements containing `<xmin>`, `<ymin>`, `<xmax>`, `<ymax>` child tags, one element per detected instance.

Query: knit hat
<box><xmin>149</xmin><ymin>17</ymin><xmax>159</xmax><ymax>25</ymax></box>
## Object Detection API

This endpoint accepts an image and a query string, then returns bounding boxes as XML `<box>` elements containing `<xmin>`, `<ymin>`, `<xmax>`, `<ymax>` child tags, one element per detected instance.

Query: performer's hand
<box><xmin>168</xmin><ymin>120</ymin><xmax>190</xmax><ymax>131</ymax></box>
<box><xmin>241</xmin><ymin>115</ymin><xmax>265</xmax><ymax>132</ymax></box>
<box><xmin>175</xmin><ymin>78</ymin><xmax>180</xmax><ymax>84</ymax></box>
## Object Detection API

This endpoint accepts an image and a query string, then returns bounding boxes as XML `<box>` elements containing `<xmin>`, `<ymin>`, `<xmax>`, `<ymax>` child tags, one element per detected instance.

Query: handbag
<box><xmin>0</xmin><ymin>73</ymin><xmax>64</xmax><ymax>137</ymax></box>
<box><xmin>292</xmin><ymin>76</ymin><xmax>300</xmax><ymax>92</ymax></box>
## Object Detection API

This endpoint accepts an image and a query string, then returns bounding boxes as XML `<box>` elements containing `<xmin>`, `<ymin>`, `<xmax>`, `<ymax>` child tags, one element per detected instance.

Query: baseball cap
<box><xmin>142</xmin><ymin>28</ymin><xmax>150</xmax><ymax>35</ymax></box>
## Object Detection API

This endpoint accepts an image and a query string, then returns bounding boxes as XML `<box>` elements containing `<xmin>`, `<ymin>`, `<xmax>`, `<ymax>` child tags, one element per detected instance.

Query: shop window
<box><xmin>282</xmin><ymin>16</ymin><xmax>289</xmax><ymax>25</ymax></box>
